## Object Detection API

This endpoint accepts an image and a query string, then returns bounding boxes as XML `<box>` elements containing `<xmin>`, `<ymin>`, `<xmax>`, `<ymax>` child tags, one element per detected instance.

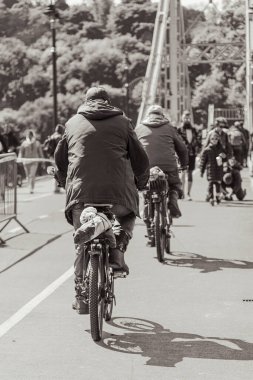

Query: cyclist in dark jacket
<box><xmin>136</xmin><ymin>105</ymin><xmax>188</xmax><ymax>231</ymax></box>
<box><xmin>55</xmin><ymin>87</ymin><xmax>149</xmax><ymax>313</ymax></box>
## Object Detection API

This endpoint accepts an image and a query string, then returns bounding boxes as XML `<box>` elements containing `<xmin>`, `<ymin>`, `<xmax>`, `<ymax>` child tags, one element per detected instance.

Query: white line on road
<box><xmin>0</xmin><ymin>266</ymin><xmax>74</xmax><ymax>339</ymax></box>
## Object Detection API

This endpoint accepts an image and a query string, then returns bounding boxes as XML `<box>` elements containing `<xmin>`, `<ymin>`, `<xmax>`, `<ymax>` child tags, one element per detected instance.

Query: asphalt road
<box><xmin>0</xmin><ymin>171</ymin><xmax>253</xmax><ymax>380</ymax></box>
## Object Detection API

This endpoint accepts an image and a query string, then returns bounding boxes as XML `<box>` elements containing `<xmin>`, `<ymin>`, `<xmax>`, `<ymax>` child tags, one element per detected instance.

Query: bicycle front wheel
<box><xmin>89</xmin><ymin>254</ymin><xmax>105</xmax><ymax>342</ymax></box>
<box><xmin>154</xmin><ymin>202</ymin><xmax>165</xmax><ymax>262</ymax></box>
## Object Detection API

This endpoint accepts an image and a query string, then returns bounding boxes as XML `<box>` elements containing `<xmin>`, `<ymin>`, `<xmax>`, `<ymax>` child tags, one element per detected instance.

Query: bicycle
<box><xmin>77</xmin><ymin>205</ymin><xmax>126</xmax><ymax>342</ymax></box>
<box><xmin>47</xmin><ymin>166</ymin><xmax>126</xmax><ymax>342</ymax></box>
<box><xmin>143</xmin><ymin>170</ymin><xmax>172</xmax><ymax>262</ymax></box>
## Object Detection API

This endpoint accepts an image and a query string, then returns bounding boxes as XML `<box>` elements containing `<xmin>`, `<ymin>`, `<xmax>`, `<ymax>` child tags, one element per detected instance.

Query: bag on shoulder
<box><xmin>229</xmin><ymin>130</ymin><xmax>243</xmax><ymax>147</ymax></box>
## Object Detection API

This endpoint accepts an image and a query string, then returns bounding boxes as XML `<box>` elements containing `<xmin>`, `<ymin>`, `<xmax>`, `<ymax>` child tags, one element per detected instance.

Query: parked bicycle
<box><xmin>143</xmin><ymin>168</ymin><xmax>172</xmax><ymax>262</ymax></box>
<box><xmin>47</xmin><ymin>167</ymin><xmax>126</xmax><ymax>342</ymax></box>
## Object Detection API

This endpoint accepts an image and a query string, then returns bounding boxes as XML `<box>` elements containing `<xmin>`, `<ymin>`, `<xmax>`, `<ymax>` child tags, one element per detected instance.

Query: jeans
<box><xmin>71</xmin><ymin>203</ymin><xmax>136</xmax><ymax>278</ymax></box>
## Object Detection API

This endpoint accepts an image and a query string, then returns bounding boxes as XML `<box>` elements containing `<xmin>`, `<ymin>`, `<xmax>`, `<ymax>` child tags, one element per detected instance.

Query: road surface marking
<box><xmin>38</xmin><ymin>214</ymin><xmax>49</xmax><ymax>219</ymax></box>
<box><xmin>0</xmin><ymin>266</ymin><xmax>74</xmax><ymax>339</ymax></box>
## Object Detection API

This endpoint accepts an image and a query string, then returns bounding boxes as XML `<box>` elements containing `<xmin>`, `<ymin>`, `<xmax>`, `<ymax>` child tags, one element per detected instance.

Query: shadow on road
<box><xmin>219</xmin><ymin>200</ymin><xmax>253</xmax><ymax>208</ymax></box>
<box><xmin>162</xmin><ymin>251</ymin><xmax>253</xmax><ymax>273</ymax></box>
<box><xmin>100</xmin><ymin>317</ymin><xmax>253</xmax><ymax>367</ymax></box>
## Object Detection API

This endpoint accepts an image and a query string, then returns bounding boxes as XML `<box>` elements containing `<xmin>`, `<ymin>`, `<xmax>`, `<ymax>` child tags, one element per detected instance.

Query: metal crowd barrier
<box><xmin>0</xmin><ymin>153</ymin><xmax>28</xmax><ymax>244</ymax></box>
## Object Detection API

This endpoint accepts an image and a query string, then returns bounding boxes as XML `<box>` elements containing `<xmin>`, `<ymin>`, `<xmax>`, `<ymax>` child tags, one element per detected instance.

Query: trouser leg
<box><xmin>207</xmin><ymin>181</ymin><xmax>214</xmax><ymax>199</ymax></box>
<box><xmin>166</xmin><ymin>171</ymin><xmax>182</xmax><ymax>218</ymax></box>
<box><xmin>110</xmin><ymin>205</ymin><xmax>136</xmax><ymax>274</ymax></box>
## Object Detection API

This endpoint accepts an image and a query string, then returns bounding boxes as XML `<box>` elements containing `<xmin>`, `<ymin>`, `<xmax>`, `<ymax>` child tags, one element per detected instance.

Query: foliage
<box><xmin>0</xmin><ymin>0</ymin><xmax>247</xmax><ymax>138</ymax></box>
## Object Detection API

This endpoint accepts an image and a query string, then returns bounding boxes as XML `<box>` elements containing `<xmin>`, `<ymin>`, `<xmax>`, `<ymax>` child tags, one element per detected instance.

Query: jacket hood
<box><xmin>142</xmin><ymin>114</ymin><xmax>169</xmax><ymax>128</ymax></box>
<box><xmin>77</xmin><ymin>100</ymin><xmax>123</xmax><ymax>120</ymax></box>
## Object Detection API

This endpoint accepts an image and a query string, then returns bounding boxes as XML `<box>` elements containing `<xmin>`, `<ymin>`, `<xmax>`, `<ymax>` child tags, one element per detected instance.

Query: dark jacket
<box><xmin>200</xmin><ymin>143</ymin><xmax>224</xmax><ymax>182</ymax></box>
<box><xmin>177</xmin><ymin>122</ymin><xmax>201</xmax><ymax>157</ymax></box>
<box><xmin>135</xmin><ymin>114</ymin><xmax>188</xmax><ymax>172</ymax></box>
<box><xmin>54</xmin><ymin>100</ymin><xmax>150</xmax><ymax>225</ymax></box>
<box><xmin>205</xmin><ymin>127</ymin><xmax>232</xmax><ymax>158</ymax></box>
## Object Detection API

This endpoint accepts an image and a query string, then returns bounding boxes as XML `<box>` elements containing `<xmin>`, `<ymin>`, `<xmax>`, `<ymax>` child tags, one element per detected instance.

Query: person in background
<box><xmin>4</xmin><ymin>124</ymin><xmax>20</xmax><ymax>154</ymax></box>
<box><xmin>54</xmin><ymin>86</ymin><xmax>149</xmax><ymax>313</ymax></box>
<box><xmin>205</xmin><ymin>117</ymin><xmax>232</xmax><ymax>159</ymax></box>
<box><xmin>222</xmin><ymin>157</ymin><xmax>246</xmax><ymax>201</ymax></box>
<box><xmin>19</xmin><ymin>129</ymin><xmax>44</xmax><ymax>194</ymax></box>
<box><xmin>200</xmin><ymin>132</ymin><xmax>225</xmax><ymax>204</ymax></box>
<box><xmin>43</xmin><ymin>124</ymin><xmax>65</xmax><ymax>193</ymax></box>
<box><xmin>238</xmin><ymin>121</ymin><xmax>250</xmax><ymax>167</ymax></box>
<box><xmin>135</xmin><ymin>104</ymin><xmax>188</xmax><ymax>245</ymax></box>
<box><xmin>177</xmin><ymin>110</ymin><xmax>200</xmax><ymax>201</ymax></box>
<box><xmin>0</xmin><ymin>126</ymin><xmax>8</xmax><ymax>154</ymax></box>
<box><xmin>227</xmin><ymin>121</ymin><xmax>246</xmax><ymax>166</ymax></box>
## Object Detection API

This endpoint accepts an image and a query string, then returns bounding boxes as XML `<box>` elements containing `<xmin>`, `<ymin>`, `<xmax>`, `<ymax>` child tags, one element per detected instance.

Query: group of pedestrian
<box><xmin>200</xmin><ymin>117</ymin><xmax>248</xmax><ymax>203</ymax></box>
<box><xmin>0</xmin><ymin>124</ymin><xmax>65</xmax><ymax>194</ymax></box>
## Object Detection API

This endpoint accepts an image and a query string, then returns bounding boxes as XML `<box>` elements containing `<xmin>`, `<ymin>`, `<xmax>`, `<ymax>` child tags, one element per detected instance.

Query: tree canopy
<box><xmin>0</xmin><ymin>0</ymin><xmax>246</xmax><ymax>138</ymax></box>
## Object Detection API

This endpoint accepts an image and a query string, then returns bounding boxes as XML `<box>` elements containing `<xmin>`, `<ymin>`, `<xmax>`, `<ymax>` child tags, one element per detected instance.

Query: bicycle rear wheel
<box><xmin>154</xmin><ymin>202</ymin><xmax>165</xmax><ymax>262</ymax></box>
<box><xmin>89</xmin><ymin>254</ymin><xmax>105</xmax><ymax>342</ymax></box>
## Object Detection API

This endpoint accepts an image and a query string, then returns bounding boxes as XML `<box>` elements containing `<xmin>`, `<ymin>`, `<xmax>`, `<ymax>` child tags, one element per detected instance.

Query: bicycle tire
<box><xmin>89</xmin><ymin>254</ymin><xmax>105</xmax><ymax>342</ymax></box>
<box><xmin>165</xmin><ymin>212</ymin><xmax>171</xmax><ymax>254</ymax></box>
<box><xmin>104</xmin><ymin>273</ymin><xmax>114</xmax><ymax>321</ymax></box>
<box><xmin>154</xmin><ymin>202</ymin><xmax>165</xmax><ymax>262</ymax></box>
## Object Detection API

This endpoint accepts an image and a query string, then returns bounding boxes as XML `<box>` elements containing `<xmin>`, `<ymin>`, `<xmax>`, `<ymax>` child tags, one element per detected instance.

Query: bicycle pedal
<box><xmin>113</xmin><ymin>271</ymin><xmax>127</xmax><ymax>279</ymax></box>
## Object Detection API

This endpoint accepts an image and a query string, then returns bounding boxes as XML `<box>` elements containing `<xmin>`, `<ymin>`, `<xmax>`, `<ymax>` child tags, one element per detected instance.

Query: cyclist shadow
<box><xmin>162</xmin><ymin>251</ymin><xmax>253</xmax><ymax>273</ymax></box>
<box><xmin>100</xmin><ymin>317</ymin><xmax>253</xmax><ymax>367</ymax></box>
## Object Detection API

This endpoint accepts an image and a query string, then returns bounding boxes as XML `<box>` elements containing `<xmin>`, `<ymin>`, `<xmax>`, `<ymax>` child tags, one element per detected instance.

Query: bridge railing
<box><xmin>0</xmin><ymin>153</ymin><xmax>28</xmax><ymax>245</ymax></box>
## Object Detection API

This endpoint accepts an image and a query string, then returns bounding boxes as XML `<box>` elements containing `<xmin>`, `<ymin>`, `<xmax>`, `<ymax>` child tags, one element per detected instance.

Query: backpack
<box><xmin>228</xmin><ymin>129</ymin><xmax>243</xmax><ymax>147</ymax></box>
<box><xmin>43</xmin><ymin>136</ymin><xmax>57</xmax><ymax>157</ymax></box>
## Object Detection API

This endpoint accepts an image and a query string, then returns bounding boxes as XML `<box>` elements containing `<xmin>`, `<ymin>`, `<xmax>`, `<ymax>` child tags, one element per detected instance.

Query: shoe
<box><xmin>168</xmin><ymin>190</ymin><xmax>182</xmax><ymax>218</ymax></box>
<box><xmin>186</xmin><ymin>195</ymin><xmax>192</xmax><ymax>201</ymax></box>
<box><xmin>205</xmin><ymin>194</ymin><xmax>211</xmax><ymax>202</ymax></box>
<box><xmin>216</xmin><ymin>196</ymin><xmax>221</xmax><ymax>204</ymax></box>
<box><xmin>146</xmin><ymin>239</ymin><xmax>155</xmax><ymax>247</ymax></box>
<box><xmin>109</xmin><ymin>248</ymin><xmax>129</xmax><ymax>275</ymax></box>
<box><xmin>72</xmin><ymin>298</ymin><xmax>89</xmax><ymax>314</ymax></box>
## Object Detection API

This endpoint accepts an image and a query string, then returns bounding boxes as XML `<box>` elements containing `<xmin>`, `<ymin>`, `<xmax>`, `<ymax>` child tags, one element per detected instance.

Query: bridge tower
<box><xmin>137</xmin><ymin>0</ymin><xmax>190</xmax><ymax>125</ymax></box>
<box><xmin>138</xmin><ymin>0</ymin><xmax>247</xmax><ymax>129</ymax></box>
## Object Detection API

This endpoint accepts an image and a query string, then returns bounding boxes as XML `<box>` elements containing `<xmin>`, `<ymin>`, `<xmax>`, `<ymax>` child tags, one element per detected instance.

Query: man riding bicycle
<box><xmin>54</xmin><ymin>86</ymin><xmax>149</xmax><ymax>313</ymax></box>
<box><xmin>135</xmin><ymin>105</ymin><xmax>188</xmax><ymax>243</ymax></box>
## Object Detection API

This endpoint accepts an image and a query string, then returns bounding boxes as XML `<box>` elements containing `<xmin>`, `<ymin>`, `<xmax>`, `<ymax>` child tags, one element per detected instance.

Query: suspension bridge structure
<box><xmin>138</xmin><ymin>0</ymin><xmax>252</xmax><ymax>132</ymax></box>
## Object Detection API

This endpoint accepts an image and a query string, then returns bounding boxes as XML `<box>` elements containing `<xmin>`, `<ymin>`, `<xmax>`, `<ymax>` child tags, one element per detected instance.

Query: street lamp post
<box><xmin>45</xmin><ymin>1</ymin><xmax>59</xmax><ymax>132</ymax></box>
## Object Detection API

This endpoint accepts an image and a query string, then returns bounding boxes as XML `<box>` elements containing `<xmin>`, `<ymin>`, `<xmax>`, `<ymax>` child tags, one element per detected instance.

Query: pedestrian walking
<box><xmin>205</xmin><ymin>117</ymin><xmax>232</xmax><ymax>159</ymax></box>
<box><xmin>19</xmin><ymin>129</ymin><xmax>44</xmax><ymax>194</ymax></box>
<box><xmin>238</xmin><ymin>121</ymin><xmax>250</xmax><ymax>167</ymax></box>
<box><xmin>43</xmin><ymin>124</ymin><xmax>65</xmax><ymax>193</ymax></box>
<box><xmin>177</xmin><ymin>110</ymin><xmax>200</xmax><ymax>200</ymax></box>
<box><xmin>227</xmin><ymin>121</ymin><xmax>246</xmax><ymax>165</ymax></box>
<box><xmin>200</xmin><ymin>132</ymin><xmax>225</xmax><ymax>204</ymax></box>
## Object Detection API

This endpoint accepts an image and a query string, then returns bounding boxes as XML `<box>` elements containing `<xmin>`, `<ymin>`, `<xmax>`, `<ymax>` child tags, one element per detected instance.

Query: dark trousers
<box><xmin>207</xmin><ymin>181</ymin><xmax>221</xmax><ymax>199</ymax></box>
<box><xmin>232</xmin><ymin>146</ymin><xmax>243</xmax><ymax>165</ymax></box>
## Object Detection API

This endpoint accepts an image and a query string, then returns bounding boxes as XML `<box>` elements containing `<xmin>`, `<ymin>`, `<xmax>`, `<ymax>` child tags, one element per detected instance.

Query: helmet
<box><xmin>223</xmin><ymin>173</ymin><xmax>233</xmax><ymax>185</ymax></box>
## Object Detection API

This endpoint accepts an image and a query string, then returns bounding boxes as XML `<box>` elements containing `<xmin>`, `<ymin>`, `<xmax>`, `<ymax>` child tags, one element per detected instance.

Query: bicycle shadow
<box><xmin>162</xmin><ymin>251</ymin><xmax>253</xmax><ymax>273</ymax></box>
<box><xmin>219</xmin><ymin>200</ymin><xmax>253</xmax><ymax>208</ymax></box>
<box><xmin>100</xmin><ymin>317</ymin><xmax>253</xmax><ymax>367</ymax></box>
